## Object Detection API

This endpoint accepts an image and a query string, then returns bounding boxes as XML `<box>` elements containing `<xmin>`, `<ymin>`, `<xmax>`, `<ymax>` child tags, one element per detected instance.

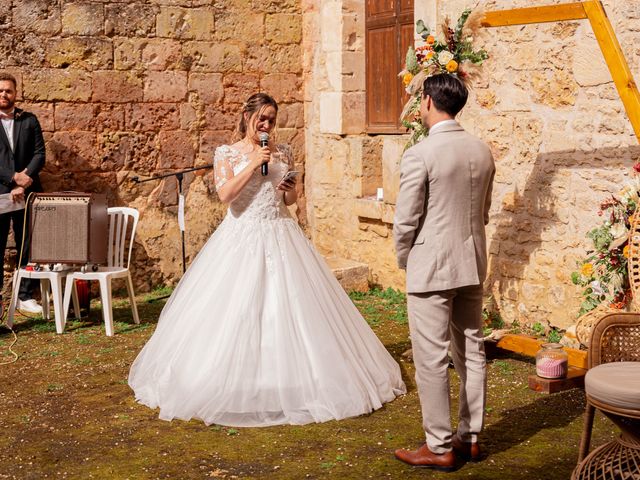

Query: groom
<box><xmin>393</xmin><ymin>73</ymin><xmax>495</xmax><ymax>470</ymax></box>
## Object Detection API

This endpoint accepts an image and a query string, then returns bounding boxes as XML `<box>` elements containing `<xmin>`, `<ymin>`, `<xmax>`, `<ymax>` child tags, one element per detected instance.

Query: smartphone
<box><xmin>280</xmin><ymin>170</ymin><xmax>299</xmax><ymax>183</ymax></box>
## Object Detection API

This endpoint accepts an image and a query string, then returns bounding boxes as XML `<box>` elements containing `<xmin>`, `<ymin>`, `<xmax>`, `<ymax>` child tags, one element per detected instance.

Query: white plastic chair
<box><xmin>6</xmin><ymin>267</ymin><xmax>81</xmax><ymax>334</ymax></box>
<box><xmin>63</xmin><ymin>207</ymin><xmax>140</xmax><ymax>336</ymax></box>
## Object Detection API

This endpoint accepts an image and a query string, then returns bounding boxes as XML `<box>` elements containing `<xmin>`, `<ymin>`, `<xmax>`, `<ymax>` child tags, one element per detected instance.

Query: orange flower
<box><xmin>446</xmin><ymin>59</ymin><xmax>459</xmax><ymax>73</ymax></box>
<box><xmin>402</xmin><ymin>72</ymin><xmax>413</xmax><ymax>86</ymax></box>
<box><xmin>426</xmin><ymin>35</ymin><xmax>435</xmax><ymax>44</ymax></box>
<box><xmin>624</xmin><ymin>245</ymin><xmax>630</xmax><ymax>258</ymax></box>
<box><xmin>581</xmin><ymin>263</ymin><xmax>594</xmax><ymax>277</ymax></box>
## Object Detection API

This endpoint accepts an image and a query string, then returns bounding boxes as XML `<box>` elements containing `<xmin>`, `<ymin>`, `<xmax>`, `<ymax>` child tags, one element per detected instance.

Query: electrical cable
<box><xmin>0</xmin><ymin>191</ymin><xmax>38</xmax><ymax>365</ymax></box>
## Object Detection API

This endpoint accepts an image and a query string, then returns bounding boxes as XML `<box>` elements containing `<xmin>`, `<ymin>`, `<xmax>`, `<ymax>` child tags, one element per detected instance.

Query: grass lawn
<box><xmin>0</xmin><ymin>287</ymin><xmax>615</xmax><ymax>479</ymax></box>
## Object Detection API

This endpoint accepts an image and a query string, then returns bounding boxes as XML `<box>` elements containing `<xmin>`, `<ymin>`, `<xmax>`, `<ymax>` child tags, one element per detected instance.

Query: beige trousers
<box><xmin>407</xmin><ymin>284</ymin><xmax>486</xmax><ymax>454</ymax></box>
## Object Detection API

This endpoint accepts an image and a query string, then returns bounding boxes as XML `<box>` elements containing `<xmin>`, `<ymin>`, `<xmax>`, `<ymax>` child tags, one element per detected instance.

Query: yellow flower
<box><xmin>425</xmin><ymin>51</ymin><xmax>435</xmax><ymax>60</ymax></box>
<box><xmin>446</xmin><ymin>59</ymin><xmax>459</xmax><ymax>73</ymax></box>
<box><xmin>402</xmin><ymin>72</ymin><xmax>413</xmax><ymax>86</ymax></box>
<box><xmin>581</xmin><ymin>263</ymin><xmax>594</xmax><ymax>277</ymax></box>
<box><xmin>624</xmin><ymin>245</ymin><xmax>630</xmax><ymax>258</ymax></box>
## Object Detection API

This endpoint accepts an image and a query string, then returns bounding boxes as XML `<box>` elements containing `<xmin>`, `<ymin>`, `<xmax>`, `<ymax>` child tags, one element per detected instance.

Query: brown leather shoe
<box><xmin>451</xmin><ymin>435</ymin><xmax>482</xmax><ymax>461</ymax></box>
<box><xmin>394</xmin><ymin>443</ymin><xmax>455</xmax><ymax>471</ymax></box>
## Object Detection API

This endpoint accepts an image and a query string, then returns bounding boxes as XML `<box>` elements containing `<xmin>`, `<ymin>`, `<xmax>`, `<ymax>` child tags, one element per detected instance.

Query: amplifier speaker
<box><xmin>29</xmin><ymin>193</ymin><xmax>109</xmax><ymax>265</ymax></box>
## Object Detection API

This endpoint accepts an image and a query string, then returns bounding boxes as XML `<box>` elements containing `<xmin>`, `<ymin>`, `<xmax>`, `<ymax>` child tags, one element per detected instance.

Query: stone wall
<box><xmin>304</xmin><ymin>0</ymin><xmax>640</xmax><ymax>328</ymax></box>
<box><xmin>1</xmin><ymin>0</ymin><xmax>304</xmax><ymax>292</ymax></box>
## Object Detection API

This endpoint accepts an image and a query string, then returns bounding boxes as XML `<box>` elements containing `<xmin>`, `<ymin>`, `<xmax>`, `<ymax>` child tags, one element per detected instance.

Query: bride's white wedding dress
<box><xmin>128</xmin><ymin>144</ymin><xmax>406</xmax><ymax>427</ymax></box>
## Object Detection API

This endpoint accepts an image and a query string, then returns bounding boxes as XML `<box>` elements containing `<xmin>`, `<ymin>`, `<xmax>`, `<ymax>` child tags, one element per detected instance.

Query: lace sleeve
<box><xmin>214</xmin><ymin>146</ymin><xmax>233</xmax><ymax>191</ymax></box>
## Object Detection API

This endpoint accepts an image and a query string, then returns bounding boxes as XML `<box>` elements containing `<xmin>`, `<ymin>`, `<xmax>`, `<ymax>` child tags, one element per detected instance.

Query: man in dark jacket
<box><xmin>0</xmin><ymin>72</ymin><xmax>45</xmax><ymax>314</ymax></box>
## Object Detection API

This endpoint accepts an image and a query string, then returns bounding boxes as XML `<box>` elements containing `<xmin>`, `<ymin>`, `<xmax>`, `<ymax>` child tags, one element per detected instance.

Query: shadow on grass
<box><xmin>1</xmin><ymin>295</ymin><xmax>168</xmax><ymax>336</ymax></box>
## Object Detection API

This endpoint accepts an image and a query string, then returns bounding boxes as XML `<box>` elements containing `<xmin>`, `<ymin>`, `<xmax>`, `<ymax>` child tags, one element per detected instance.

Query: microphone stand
<box><xmin>132</xmin><ymin>164</ymin><xmax>213</xmax><ymax>302</ymax></box>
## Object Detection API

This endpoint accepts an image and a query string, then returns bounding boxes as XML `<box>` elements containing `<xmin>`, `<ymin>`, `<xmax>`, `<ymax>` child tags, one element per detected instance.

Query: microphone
<box><xmin>258</xmin><ymin>132</ymin><xmax>269</xmax><ymax>176</ymax></box>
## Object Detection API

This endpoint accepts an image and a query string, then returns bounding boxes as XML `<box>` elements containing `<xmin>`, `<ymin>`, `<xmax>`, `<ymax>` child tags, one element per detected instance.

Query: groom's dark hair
<box><xmin>422</xmin><ymin>74</ymin><xmax>468</xmax><ymax>117</ymax></box>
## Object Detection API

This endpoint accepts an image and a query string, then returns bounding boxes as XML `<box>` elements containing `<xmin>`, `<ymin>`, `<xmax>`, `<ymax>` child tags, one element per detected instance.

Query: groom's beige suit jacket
<box><xmin>393</xmin><ymin>122</ymin><xmax>495</xmax><ymax>293</ymax></box>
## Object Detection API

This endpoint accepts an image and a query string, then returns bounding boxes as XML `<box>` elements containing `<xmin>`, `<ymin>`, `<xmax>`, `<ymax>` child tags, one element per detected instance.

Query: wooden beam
<box><xmin>481</xmin><ymin>3</ymin><xmax>587</xmax><ymax>27</ymax></box>
<box><xmin>583</xmin><ymin>0</ymin><xmax>640</xmax><ymax>141</ymax></box>
<box><xmin>495</xmin><ymin>334</ymin><xmax>588</xmax><ymax>369</ymax></box>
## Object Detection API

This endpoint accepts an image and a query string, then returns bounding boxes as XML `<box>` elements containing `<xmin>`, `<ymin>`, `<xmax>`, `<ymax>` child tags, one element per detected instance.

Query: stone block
<box><xmin>14</xmin><ymin>0</ymin><xmax>61</xmax><ymax>35</ymax></box>
<box><xmin>381</xmin><ymin>136</ymin><xmax>405</xmax><ymax>205</ymax></box>
<box><xmin>325</xmin><ymin>52</ymin><xmax>342</xmax><ymax>91</ymax></box>
<box><xmin>223</xmin><ymin>73</ymin><xmax>260</xmax><ymax>105</ymax></box>
<box><xmin>94</xmin><ymin>105</ymin><xmax>126</xmax><ymax>133</ymax></box>
<box><xmin>182</xmin><ymin>42</ymin><xmax>243</xmax><ymax>73</ymax></box>
<box><xmin>244</xmin><ymin>44</ymin><xmax>302</xmax><ymax>74</ymax></box>
<box><xmin>260</xmin><ymin>73</ymin><xmax>302</xmax><ymax>103</ymax></box>
<box><xmin>276</xmin><ymin>102</ymin><xmax>304</xmax><ymax>129</ymax></box>
<box><xmin>319</xmin><ymin>91</ymin><xmax>342</xmax><ymax>134</ymax></box>
<box><xmin>199</xmin><ymin>130</ymin><xmax>233</xmax><ymax>165</ymax></box>
<box><xmin>126</xmin><ymin>103</ymin><xmax>180</xmax><ymax>131</ymax></box>
<box><xmin>23</xmin><ymin>69</ymin><xmax>92</xmax><ymax>102</ymax></box>
<box><xmin>47</xmin><ymin>131</ymin><xmax>98</xmax><ymax>172</ymax></box>
<box><xmin>46</xmin><ymin>37</ymin><xmax>113</xmax><ymax>71</ymax></box>
<box><xmin>214</xmin><ymin>11</ymin><xmax>264</xmax><ymax>42</ymax></box>
<box><xmin>144</xmin><ymin>71</ymin><xmax>188</xmax><ymax>102</ymax></box>
<box><xmin>93</xmin><ymin>71</ymin><xmax>144</xmax><ymax>103</ymax></box>
<box><xmin>251</xmin><ymin>0</ymin><xmax>299</xmax><ymax>13</ymax></box>
<box><xmin>62</xmin><ymin>3</ymin><xmax>104</xmax><ymax>36</ymax></box>
<box><xmin>320</xmin><ymin>2</ymin><xmax>342</xmax><ymax>52</ymax></box>
<box><xmin>105</xmin><ymin>3</ymin><xmax>158</xmax><ymax>37</ymax></box>
<box><xmin>341</xmin><ymin>91</ymin><xmax>365</xmax><ymax>135</ymax></box>
<box><xmin>573</xmin><ymin>39</ymin><xmax>612</xmax><ymax>87</ymax></box>
<box><xmin>114</xmin><ymin>38</ymin><xmax>145</xmax><ymax>70</ymax></box>
<box><xmin>342</xmin><ymin>51</ymin><xmax>365</xmax><ymax>91</ymax></box>
<box><xmin>265</xmin><ymin>13</ymin><xmax>302</xmax><ymax>44</ymax></box>
<box><xmin>100</xmin><ymin>132</ymin><xmax>159</xmax><ymax>173</ymax></box>
<box><xmin>188</xmin><ymin>73</ymin><xmax>223</xmax><ymax>104</ymax></box>
<box><xmin>353</xmin><ymin>198</ymin><xmax>395</xmax><ymax>225</ymax></box>
<box><xmin>142</xmin><ymin>39</ymin><xmax>184</xmax><ymax>71</ymax></box>
<box><xmin>158</xmin><ymin>130</ymin><xmax>196</xmax><ymax>169</ymax></box>
<box><xmin>531</xmin><ymin>69</ymin><xmax>578</xmax><ymax>108</ymax></box>
<box><xmin>203</xmin><ymin>108</ymin><xmax>238</xmax><ymax>131</ymax></box>
<box><xmin>20</xmin><ymin>103</ymin><xmax>54</xmax><ymax>132</ymax></box>
<box><xmin>156</xmin><ymin>7</ymin><xmax>214</xmax><ymax>40</ymax></box>
<box><xmin>0</xmin><ymin>0</ymin><xmax>11</xmax><ymax>29</ymax></box>
<box><xmin>54</xmin><ymin>103</ymin><xmax>95</xmax><ymax>131</ymax></box>
<box><xmin>324</xmin><ymin>256</ymin><xmax>369</xmax><ymax>293</ymax></box>
<box><xmin>342</xmin><ymin>13</ymin><xmax>364</xmax><ymax>52</ymax></box>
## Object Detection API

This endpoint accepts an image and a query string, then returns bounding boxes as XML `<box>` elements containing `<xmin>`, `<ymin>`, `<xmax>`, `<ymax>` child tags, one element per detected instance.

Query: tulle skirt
<box><xmin>128</xmin><ymin>215</ymin><xmax>406</xmax><ymax>426</ymax></box>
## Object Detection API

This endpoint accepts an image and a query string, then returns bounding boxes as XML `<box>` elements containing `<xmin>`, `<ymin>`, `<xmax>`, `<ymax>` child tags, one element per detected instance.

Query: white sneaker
<box><xmin>17</xmin><ymin>299</ymin><xmax>43</xmax><ymax>315</ymax></box>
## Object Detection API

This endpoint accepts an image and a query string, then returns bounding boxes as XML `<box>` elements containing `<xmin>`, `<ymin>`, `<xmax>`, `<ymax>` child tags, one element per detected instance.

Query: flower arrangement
<box><xmin>570</xmin><ymin>163</ymin><xmax>640</xmax><ymax>315</ymax></box>
<box><xmin>398</xmin><ymin>10</ymin><xmax>489</xmax><ymax>149</ymax></box>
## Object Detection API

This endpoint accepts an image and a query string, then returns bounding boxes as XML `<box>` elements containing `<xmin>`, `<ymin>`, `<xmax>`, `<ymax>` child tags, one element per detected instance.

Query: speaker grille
<box><xmin>30</xmin><ymin>196</ymin><xmax>91</xmax><ymax>263</ymax></box>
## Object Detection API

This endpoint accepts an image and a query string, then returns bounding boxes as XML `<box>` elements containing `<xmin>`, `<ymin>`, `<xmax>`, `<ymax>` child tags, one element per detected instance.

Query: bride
<box><xmin>128</xmin><ymin>92</ymin><xmax>406</xmax><ymax>427</ymax></box>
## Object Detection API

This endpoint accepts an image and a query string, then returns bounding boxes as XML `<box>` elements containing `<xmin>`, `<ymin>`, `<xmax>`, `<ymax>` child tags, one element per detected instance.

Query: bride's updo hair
<box><xmin>235</xmin><ymin>92</ymin><xmax>279</xmax><ymax>140</ymax></box>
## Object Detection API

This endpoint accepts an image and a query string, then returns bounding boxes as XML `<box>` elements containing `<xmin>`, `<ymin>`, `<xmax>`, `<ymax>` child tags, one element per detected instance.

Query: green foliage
<box><xmin>547</xmin><ymin>329</ymin><xmax>563</xmax><ymax>344</ymax></box>
<box><xmin>348</xmin><ymin>286</ymin><xmax>408</xmax><ymax>326</ymax></box>
<box><xmin>531</xmin><ymin>322</ymin><xmax>545</xmax><ymax>336</ymax></box>
<box><xmin>415</xmin><ymin>19</ymin><xmax>429</xmax><ymax>39</ymax></box>
<box><xmin>481</xmin><ymin>297</ymin><xmax>504</xmax><ymax>336</ymax></box>
<box><xmin>571</xmin><ymin>192</ymin><xmax>634</xmax><ymax>316</ymax></box>
<box><xmin>405</xmin><ymin>46</ymin><xmax>419</xmax><ymax>74</ymax></box>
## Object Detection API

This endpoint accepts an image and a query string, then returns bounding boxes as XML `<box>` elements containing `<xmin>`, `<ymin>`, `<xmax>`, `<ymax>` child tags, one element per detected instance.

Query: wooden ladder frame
<box><xmin>482</xmin><ymin>0</ymin><xmax>640</xmax><ymax>142</ymax></box>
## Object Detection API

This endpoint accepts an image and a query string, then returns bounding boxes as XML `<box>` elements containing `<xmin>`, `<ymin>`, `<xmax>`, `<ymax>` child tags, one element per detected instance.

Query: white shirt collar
<box><xmin>428</xmin><ymin>119</ymin><xmax>458</xmax><ymax>135</ymax></box>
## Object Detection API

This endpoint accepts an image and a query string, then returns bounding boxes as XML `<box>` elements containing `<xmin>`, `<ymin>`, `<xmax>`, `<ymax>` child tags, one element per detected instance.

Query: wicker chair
<box><xmin>572</xmin><ymin>313</ymin><xmax>640</xmax><ymax>480</ymax></box>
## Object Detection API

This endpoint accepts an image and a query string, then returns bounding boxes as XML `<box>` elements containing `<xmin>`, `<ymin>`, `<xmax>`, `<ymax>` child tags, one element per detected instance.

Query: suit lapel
<box><xmin>0</xmin><ymin>121</ymin><xmax>11</xmax><ymax>152</ymax></box>
<box><xmin>12</xmin><ymin>107</ymin><xmax>23</xmax><ymax>154</ymax></box>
